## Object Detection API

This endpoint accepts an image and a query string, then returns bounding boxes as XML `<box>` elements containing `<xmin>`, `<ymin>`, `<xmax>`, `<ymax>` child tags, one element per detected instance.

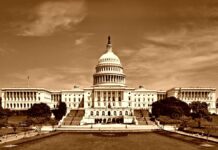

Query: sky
<box><xmin>0</xmin><ymin>0</ymin><xmax>218</xmax><ymax>94</ymax></box>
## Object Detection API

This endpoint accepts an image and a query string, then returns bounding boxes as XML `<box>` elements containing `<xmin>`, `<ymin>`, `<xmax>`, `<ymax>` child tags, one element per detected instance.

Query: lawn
<box><xmin>7</xmin><ymin>116</ymin><xmax>27</xmax><ymax>125</ymax></box>
<box><xmin>3</xmin><ymin>133</ymin><xmax>218</xmax><ymax>150</ymax></box>
<box><xmin>0</xmin><ymin>116</ymin><xmax>29</xmax><ymax>136</ymax></box>
<box><xmin>211</xmin><ymin>115</ymin><xmax>218</xmax><ymax>125</ymax></box>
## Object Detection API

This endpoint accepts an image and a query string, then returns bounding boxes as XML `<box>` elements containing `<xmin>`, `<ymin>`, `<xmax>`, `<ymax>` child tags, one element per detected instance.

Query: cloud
<box><xmin>7</xmin><ymin>67</ymin><xmax>92</xmax><ymax>90</ymax></box>
<box><xmin>123</xmin><ymin>26</ymin><xmax>218</xmax><ymax>90</ymax></box>
<box><xmin>75</xmin><ymin>37</ymin><xmax>87</xmax><ymax>45</ymax></box>
<box><xmin>19</xmin><ymin>0</ymin><xmax>86</xmax><ymax>36</ymax></box>
<box><xmin>0</xmin><ymin>48</ymin><xmax>6</xmax><ymax>55</ymax></box>
<box><xmin>0</xmin><ymin>47</ymin><xmax>15</xmax><ymax>56</ymax></box>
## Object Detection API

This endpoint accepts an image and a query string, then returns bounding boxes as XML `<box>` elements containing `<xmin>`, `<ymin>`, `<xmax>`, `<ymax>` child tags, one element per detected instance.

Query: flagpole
<box><xmin>27</xmin><ymin>76</ymin><xmax>30</xmax><ymax>88</ymax></box>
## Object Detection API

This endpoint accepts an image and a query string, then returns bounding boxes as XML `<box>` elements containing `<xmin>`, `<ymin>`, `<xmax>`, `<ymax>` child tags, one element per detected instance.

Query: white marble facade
<box><xmin>1</xmin><ymin>36</ymin><xmax>217</xmax><ymax>124</ymax></box>
<box><xmin>167</xmin><ymin>87</ymin><xmax>217</xmax><ymax>114</ymax></box>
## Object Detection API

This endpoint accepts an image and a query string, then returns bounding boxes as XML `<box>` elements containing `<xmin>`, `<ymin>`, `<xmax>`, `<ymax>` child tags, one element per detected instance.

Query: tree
<box><xmin>189</xmin><ymin>101</ymin><xmax>210</xmax><ymax>128</ymax></box>
<box><xmin>0</xmin><ymin>106</ymin><xmax>8</xmax><ymax>127</ymax></box>
<box><xmin>11</xmin><ymin>124</ymin><xmax>17</xmax><ymax>134</ymax></box>
<box><xmin>27</xmin><ymin>103</ymin><xmax>51</xmax><ymax>118</ymax></box>
<box><xmin>216</xmin><ymin>98</ymin><xmax>218</xmax><ymax>108</ymax></box>
<box><xmin>190</xmin><ymin>101</ymin><xmax>209</xmax><ymax>116</ymax></box>
<box><xmin>27</xmin><ymin>103</ymin><xmax>51</xmax><ymax>125</ymax></box>
<box><xmin>48</xmin><ymin>119</ymin><xmax>57</xmax><ymax>129</ymax></box>
<box><xmin>152</xmin><ymin>97</ymin><xmax>190</xmax><ymax>119</ymax></box>
<box><xmin>52</xmin><ymin>102</ymin><xmax>67</xmax><ymax>120</ymax></box>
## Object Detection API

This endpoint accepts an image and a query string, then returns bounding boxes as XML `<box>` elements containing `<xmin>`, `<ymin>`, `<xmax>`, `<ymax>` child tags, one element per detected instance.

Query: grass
<box><xmin>2</xmin><ymin>133</ymin><xmax>218</xmax><ymax>150</ymax></box>
<box><xmin>7</xmin><ymin>116</ymin><xmax>27</xmax><ymax>125</ymax></box>
<box><xmin>0</xmin><ymin>115</ymin><xmax>29</xmax><ymax>136</ymax></box>
<box><xmin>211</xmin><ymin>115</ymin><xmax>218</xmax><ymax>125</ymax></box>
<box><xmin>184</xmin><ymin>127</ymin><xmax>218</xmax><ymax>137</ymax></box>
<box><xmin>0</xmin><ymin>127</ymin><xmax>29</xmax><ymax>136</ymax></box>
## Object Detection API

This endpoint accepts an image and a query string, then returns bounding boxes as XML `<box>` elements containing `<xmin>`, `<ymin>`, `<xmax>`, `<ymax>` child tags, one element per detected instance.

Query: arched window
<box><xmin>90</xmin><ymin>111</ymin><xmax>93</xmax><ymax>116</ymax></box>
<box><xmin>96</xmin><ymin>111</ymin><xmax>99</xmax><ymax>116</ymax></box>
<box><xmin>114</xmin><ymin>111</ymin><xmax>117</xmax><ymax>116</ymax></box>
<box><xmin>102</xmin><ymin>111</ymin><xmax>105</xmax><ymax>116</ymax></box>
<box><xmin>119</xmin><ymin>111</ymin><xmax>122</xmax><ymax>116</ymax></box>
<box><xmin>125</xmin><ymin>111</ymin><xmax>128</xmax><ymax>116</ymax></box>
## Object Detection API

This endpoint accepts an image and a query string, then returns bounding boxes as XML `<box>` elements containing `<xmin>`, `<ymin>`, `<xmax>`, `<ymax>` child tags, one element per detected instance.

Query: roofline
<box><xmin>1</xmin><ymin>88</ymin><xmax>51</xmax><ymax>93</ymax></box>
<box><xmin>167</xmin><ymin>87</ymin><xmax>216</xmax><ymax>92</ymax></box>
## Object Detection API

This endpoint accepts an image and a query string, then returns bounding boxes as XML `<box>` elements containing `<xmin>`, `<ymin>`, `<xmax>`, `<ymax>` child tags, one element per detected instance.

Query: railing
<box><xmin>58</xmin><ymin>109</ymin><xmax>71</xmax><ymax>127</ymax></box>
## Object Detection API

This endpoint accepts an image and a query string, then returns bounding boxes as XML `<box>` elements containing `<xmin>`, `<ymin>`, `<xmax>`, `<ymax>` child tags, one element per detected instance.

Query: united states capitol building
<box><xmin>1</xmin><ymin>37</ymin><xmax>217</xmax><ymax>124</ymax></box>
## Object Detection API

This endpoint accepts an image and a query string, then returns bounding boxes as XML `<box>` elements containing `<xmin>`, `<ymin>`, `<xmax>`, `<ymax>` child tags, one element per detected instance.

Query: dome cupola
<box><xmin>93</xmin><ymin>36</ymin><xmax>126</xmax><ymax>87</ymax></box>
<box><xmin>98</xmin><ymin>36</ymin><xmax>121</xmax><ymax>65</ymax></box>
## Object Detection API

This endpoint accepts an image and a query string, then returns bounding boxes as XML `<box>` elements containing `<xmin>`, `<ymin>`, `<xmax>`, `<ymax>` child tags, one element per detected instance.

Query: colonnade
<box><xmin>157</xmin><ymin>94</ymin><xmax>166</xmax><ymax>100</ymax></box>
<box><xmin>179</xmin><ymin>91</ymin><xmax>211</xmax><ymax>100</ymax></box>
<box><xmin>90</xmin><ymin>109</ymin><xmax>130</xmax><ymax>117</ymax></box>
<box><xmin>51</xmin><ymin>94</ymin><xmax>61</xmax><ymax>102</ymax></box>
<box><xmin>6</xmin><ymin>102</ymin><xmax>34</xmax><ymax>110</ymax></box>
<box><xmin>96</xmin><ymin>66</ymin><xmax>122</xmax><ymax>73</ymax></box>
<box><xmin>94</xmin><ymin>90</ymin><xmax>124</xmax><ymax>101</ymax></box>
<box><xmin>4</xmin><ymin>91</ymin><xmax>37</xmax><ymax>101</ymax></box>
<box><xmin>94</xmin><ymin>75</ymin><xmax>125</xmax><ymax>85</ymax></box>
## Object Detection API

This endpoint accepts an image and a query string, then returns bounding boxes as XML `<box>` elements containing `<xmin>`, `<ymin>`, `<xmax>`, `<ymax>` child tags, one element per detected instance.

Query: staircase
<box><xmin>134</xmin><ymin>109</ymin><xmax>150</xmax><ymax>125</ymax></box>
<box><xmin>62</xmin><ymin>110</ymin><xmax>85</xmax><ymax>125</ymax></box>
<box><xmin>71</xmin><ymin>110</ymin><xmax>85</xmax><ymax>125</ymax></box>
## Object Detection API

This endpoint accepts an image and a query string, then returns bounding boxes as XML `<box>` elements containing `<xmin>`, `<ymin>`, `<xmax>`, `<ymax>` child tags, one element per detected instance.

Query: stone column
<box><xmin>106</xmin><ymin>91</ymin><xmax>108</xmax><ymax>102</ymax></box>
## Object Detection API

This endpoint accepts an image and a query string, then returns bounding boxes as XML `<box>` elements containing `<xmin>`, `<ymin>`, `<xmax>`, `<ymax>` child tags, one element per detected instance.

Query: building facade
<box><xmin>1</xmin><ymin>36</ymin><xmax>217</xmax><ymax>124</ymax></box>
<box><xmin>1</xmin><ymin>88</ymin><xmax>57</xmax><ymax>110</ymax></box>
<box><xmin>167</xmin><ymin>87</ymin><xmax>217</xmax><ymax>114</ymax></box>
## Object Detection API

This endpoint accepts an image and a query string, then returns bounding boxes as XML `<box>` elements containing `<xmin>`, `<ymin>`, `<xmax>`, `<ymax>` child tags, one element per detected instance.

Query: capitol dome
<box><xmin>98</xmin><ymin>48</ymin><xmax>121</xmax><ymax>65</ymax></box>
<box><xmin>93</xmin><ymin>36</ymin><xmax>126</xmax><ymax>87</ymax></box>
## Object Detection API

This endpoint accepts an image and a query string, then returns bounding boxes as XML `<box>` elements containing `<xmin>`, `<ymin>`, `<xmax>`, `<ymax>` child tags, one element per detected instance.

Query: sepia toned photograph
<box><xmin>0</xmin><ymin>0</ymin><xmax>218</xmax><ymax>149</ymax></box>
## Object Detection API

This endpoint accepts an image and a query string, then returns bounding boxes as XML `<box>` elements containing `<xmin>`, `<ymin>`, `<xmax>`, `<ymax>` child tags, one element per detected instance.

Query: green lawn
<box><xmin>3</xmin><ymin>133</ymin><xmax>218</xmax><ymax>150</ymax></box>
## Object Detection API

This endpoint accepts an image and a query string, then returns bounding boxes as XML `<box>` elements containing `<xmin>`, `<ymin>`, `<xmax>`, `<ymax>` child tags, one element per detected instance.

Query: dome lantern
<box><xmin>106</xmin><ymin>35</ymin><xmax>112</xmax><ymax>52</ymax></box>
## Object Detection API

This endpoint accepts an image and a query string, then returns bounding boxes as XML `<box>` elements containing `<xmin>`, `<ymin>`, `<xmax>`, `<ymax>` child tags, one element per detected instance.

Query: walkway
<box><xmin>57</xmin><ymin>124</ymin><xmax>159</xmax><ymax>132</ymax></box>
<box><xmin>0</xmin><ymin>130</ymin><xmax>38</xmax><ymax>144</ymax></box>
<box><xmin>160</xmin><ymin>125</ymin><xmax>218</xmax><ymax>143</ymax></box>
